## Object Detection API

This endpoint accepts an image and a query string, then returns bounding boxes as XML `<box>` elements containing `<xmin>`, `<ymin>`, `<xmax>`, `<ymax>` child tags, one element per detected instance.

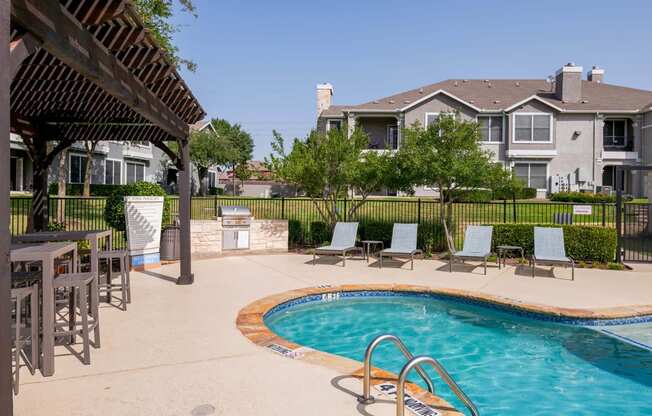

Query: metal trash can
<box><xmin>160</xmin><ymin>226</ymin><xmax>180</xmax><ymax>260</ymax></box>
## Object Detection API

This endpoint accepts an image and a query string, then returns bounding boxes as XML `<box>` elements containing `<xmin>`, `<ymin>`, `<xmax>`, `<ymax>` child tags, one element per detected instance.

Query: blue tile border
<box><xmin>263</xmin><ymin>289</ymin><xmax>652</xmax><ymax>327</ymax></box>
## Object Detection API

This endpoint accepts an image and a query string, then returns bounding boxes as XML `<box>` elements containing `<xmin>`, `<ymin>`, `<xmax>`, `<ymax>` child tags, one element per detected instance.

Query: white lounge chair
<box><xmin>379</xmin><ymin>224</ymin><xmax>421</xmax><ymax>270</ymax></box>
<box><xmin>448</xmin><ymin>225</ymin><xmax>494</xmax><ymax>275</ymax></box>
<box><xmin>313</xmin><ymin>222</ymin><xmax>360</xmax><ymax>267</ymax></box>
<box><xmin>531</xmin><ymin>227</ymin><xmax>574</xmax><ymax>280</ymax></box>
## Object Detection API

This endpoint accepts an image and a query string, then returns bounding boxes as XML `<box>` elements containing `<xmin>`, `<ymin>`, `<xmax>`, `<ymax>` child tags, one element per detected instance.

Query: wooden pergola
<box><xmin>1</xmin><ymin>1</ymin><xmax>206</xmax><ymax>413</ymax></box>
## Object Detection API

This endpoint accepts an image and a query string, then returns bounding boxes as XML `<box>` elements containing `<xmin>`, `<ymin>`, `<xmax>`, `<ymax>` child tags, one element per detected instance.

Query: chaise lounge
<box><xmin>447</xmin><ymin>225</ymin><xmax>494</xmax><ymax>275</ymax></box>
<box><xmin>313</xmin><ymin>222</ymin><xmax>360</xmax><ymax>267</ymax></box>
<box><xmin>379</xmin><ymin>223</ymin><xmax>421</xmax><ymax>270</ymax></box>
<box><xmin>531</xmin><ymin>227</ymin><xmax>575</xmax><ymax>280</ymax></box>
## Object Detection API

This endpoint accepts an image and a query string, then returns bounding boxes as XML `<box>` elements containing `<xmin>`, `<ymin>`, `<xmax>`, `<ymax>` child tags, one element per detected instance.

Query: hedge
<box><xmin>447</xmin><ymin>187</ymin><xmax>538</xmax><ymax>202</ymax></box>
<box><xmin>104</xmin><ymin>181</ymin><xmax>171</xmax><ymax>232</ymax></box>
<box><xmin>49</xmin><ymin>183</ymin><xmax>128</xmax><ymax>197</ymax></box>
<box><xmin>550</xmin><ymin>192</ymin><xmax>615</xmax><ymax>203</ymax></box>
<box><xmin>491</xmin><ymin>224</ymin><xmax>616</xmax><ymax>262</ymax></box>
<box><xmin>289</xmin><ymin>219</ymin><xmax>447</xmax><ymax>254</ymax></box>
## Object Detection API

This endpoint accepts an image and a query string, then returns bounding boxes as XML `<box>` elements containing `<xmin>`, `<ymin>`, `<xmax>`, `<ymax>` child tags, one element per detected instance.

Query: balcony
<box><xmin>601</xmin><ymin>150</ymin><xmax>639</xmax><ymax>161</ymax></box>
<box><xmin>122</xmin><ymin>142</ymin><xmax>153</xmax><ymax>160</ymax></box>
<box><xmin>70</xmin><ymin>141</ymin><xmax>110</xmax><ymax>154</ymax></box>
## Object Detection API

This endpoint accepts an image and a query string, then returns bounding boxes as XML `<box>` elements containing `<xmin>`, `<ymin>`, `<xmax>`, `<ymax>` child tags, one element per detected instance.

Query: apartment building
<box><xmin>317</xmin><ymin>64</ymin><xmax>652</xmax><ymax>198</ymax></box>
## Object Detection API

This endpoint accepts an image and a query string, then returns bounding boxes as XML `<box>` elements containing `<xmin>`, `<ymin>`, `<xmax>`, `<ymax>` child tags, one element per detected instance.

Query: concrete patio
<box><xmin>14</xmin><ymin>254</ymin><xmax>652</xmax><ymax>416</ymax></box>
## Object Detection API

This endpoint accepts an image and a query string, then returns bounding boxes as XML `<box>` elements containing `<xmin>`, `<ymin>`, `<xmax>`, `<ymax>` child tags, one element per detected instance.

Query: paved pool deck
<box><xmin>14</xmin><ymin>254</ymin><xmax>652</xmax><ymax>416</ymax></box>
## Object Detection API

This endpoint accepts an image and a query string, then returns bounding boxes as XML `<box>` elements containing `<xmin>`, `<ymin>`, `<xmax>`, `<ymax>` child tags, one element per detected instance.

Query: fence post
<box><xmin>601</xmin><ymin>202</ymin><xmax>606</xmax><ymax>227</ymax></box>
<box><xmin>417</xmin><ymin>198</ymin><xmax>422</xmax><ymax>224</ymax></box>
<box><xmin>512</xmin><ymin>195</ymin><xmax>517</xmax><ymax>222</ymax></box>
<box><xmin>281</xmin><ymin>197</ymin><xmax>285</xmax><ymax>219</ymax></box>
<box><xmin>503</xmin><ymin>199</ymin><xmax>507</xmax><ymax>223</ymax></box>
<box><xmin>343</xmin><ymin>197</ymin><xmax>347</xmax><ymax>222</ymax></box>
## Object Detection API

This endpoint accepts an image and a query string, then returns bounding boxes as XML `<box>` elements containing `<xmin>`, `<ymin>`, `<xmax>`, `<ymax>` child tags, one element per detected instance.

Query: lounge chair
<box><xmin>313</xmin><ymin>222</ymin><xmax>360</xmax><ymax>267</ymax></box>
<box><xmin>531</xmin><ymin>227</ymin><xmax>574</xmax><ymax>280</ymax></box>
<box><xmin>447</xmin><ymin>225</ymin><xmax>494</xmax><ymax>275</ymax></box>
<box><xmin>379</xmin><ymin>223</ymin><xmax>421</xmax><ymax>270</ymax></box>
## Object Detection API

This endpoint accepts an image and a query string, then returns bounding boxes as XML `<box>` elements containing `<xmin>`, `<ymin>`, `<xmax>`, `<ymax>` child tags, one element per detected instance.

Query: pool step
<box><xmin>595</xmin><ymin>322</ymin><xmax>652</xmax><ymax>351</ymax></box>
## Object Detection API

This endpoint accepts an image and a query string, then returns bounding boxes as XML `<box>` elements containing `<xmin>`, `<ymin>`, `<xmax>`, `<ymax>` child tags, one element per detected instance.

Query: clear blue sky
<box><xmin>171</xmin><ymin>0</ymin><xmax>652</xmax><ymax>160</ymax></box>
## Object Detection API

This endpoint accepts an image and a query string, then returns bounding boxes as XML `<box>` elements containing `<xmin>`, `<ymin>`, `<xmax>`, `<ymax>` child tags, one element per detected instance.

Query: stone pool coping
<box><xmin>236</xmin><ymin>284</ymin><xmax>652</xmax><ymax>415</ymax></box>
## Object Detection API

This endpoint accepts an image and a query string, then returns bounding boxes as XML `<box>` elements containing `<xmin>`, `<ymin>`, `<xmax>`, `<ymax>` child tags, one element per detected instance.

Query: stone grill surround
<box><xmin>190</xmin><ymin>219</ymin><xmax>288</xmax><ymax>258</ymax></box>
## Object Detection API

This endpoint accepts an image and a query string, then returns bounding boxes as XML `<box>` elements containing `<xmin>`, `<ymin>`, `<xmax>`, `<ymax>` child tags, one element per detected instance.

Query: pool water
<box><xmin>265</xmin><ymin>294</ymin><xmax>652</xmax><ymax>415</ymax></box>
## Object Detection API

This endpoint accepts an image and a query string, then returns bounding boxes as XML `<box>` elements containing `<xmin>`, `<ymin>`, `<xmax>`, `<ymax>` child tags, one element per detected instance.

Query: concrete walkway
<box><xmin>14</xmin><ymin>254</ymin><xmax>652</xmax><ymax>416</ymax></box>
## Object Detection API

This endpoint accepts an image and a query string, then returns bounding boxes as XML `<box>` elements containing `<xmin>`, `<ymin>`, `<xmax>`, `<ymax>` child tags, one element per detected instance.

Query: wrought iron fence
<box><xmin>10</xmin><ymin>195</ymin><xmax>618</xmax><ymax>254</ymax></box>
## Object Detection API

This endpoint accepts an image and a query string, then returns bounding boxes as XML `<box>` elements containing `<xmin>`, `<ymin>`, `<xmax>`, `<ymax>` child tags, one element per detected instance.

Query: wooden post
<box><xmin>177</xmin><ymin>136</ymin><xmax>193</xmax><ymax>285</ymax></box>
<box><xmin>1</xmin><ymin>0</ymin><xmax>14</xmax><ymax>412</ymax></box>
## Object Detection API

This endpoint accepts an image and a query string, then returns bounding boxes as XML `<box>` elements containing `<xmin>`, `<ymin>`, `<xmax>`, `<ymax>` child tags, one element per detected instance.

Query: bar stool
<box><xmin>53</xmin><ymin>273</ymin><xmax>97</xmax><ymax>365</ymax></box>
<box><xmin>11</xmin><ymin>283</ymin><xmax>39</xmax><ymax>395</ymax></box>
<box><xmin>98</xmin><ymin>250</ymin><xmax>131</xmax><ymax>311</ymax></box>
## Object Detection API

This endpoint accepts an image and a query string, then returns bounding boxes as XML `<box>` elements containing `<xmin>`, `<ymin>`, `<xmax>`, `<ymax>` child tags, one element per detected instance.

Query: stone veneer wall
<box><xmin>190</xmin><ymin>219</ymin><xmax>288</xmax><ymax>258</ymax></box>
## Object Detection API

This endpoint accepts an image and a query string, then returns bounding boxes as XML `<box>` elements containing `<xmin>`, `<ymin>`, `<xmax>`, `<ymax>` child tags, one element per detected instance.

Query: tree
<box><xmin>267</xmin><ymin>125</ymin><xmax>395</xmax><ymax>229</ymax></box>
<box><xmin>396</xmin><ymin>113</ymin><xmax>517</xmax><ymax>225</ymax></box>
<box><xmin>133</xmin><ymin>0</ymin><xmax>198</xmax><ymax>71</ymax></box>
<box><xmin>82</xmin><ymin>139</ymin><xmax>101</xmax><ymax>197</ymax></box>
<box><xmin>212</xmin><ymin>118</ymin><xmax>254</xmax><ymax>196</ymax></box>
<box><xmin>169</xmin><ymin>129</ymin><xmax>234</xmax><ymax>196</ymax></box>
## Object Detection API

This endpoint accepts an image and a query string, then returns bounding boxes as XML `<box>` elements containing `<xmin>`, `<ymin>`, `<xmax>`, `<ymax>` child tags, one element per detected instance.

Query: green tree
<box><xmin>396</xmin><ymin>113</ymin><xmax>517</xmax><ymax>225</ymax></box>
<box><xmin>133</xmin><ymin>0</ymin><xmax>198</xmax><ymax>71</ymax></box>
<box><xmin>267</xmin><ymin>125</ymin><xmax>395</xmax><ymax>229</ymax></box>
<box><xmin>169</xmin><ymin>129</ymin><xmax>234</xmax><ymax>196</ymax></box>
<box><xmin>212</xmin><ymin>118</ymin><xmax>254</xmax><ymax>195</ymax></box>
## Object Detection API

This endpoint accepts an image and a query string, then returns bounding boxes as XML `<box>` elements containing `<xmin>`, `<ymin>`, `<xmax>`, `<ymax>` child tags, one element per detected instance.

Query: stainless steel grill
<box><xmin>218</xmin><ymin>206</ymin><xmax>252</xmax><ymax>227</ymax></box>
<box><xmin>218</xmin><ymin>206</ymin><xmax>252</xmax><ymax>250</ymax></box>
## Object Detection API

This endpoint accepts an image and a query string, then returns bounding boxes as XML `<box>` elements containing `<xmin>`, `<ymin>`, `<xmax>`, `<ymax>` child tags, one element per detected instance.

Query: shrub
<box><xmin>309</xmin><ymin>221</ymin><xmax>330</xmax><ymax>246</ymax></box>
<box><xmin>550</xmin><ymin>192</ymin><xmax>615</xmax><ymax>203</ymax></box>
<box><xmin>104</xmin><ymin>181</ymin><xmax>170</xmax><ymax>232</ymax></box>
<box><xmin>358</xmin><ymin>220</ymin><xmax>447</xmax><ymax>255</ymax></box>
<box><xmin>448</xmin><ymin>187</ymin><xmax>539</xmax><ymax>202</ymax></box>
<box><xmin>491</xmin><ymin>224</ymin><xmax>616</xmax><ymax>263</ymax></box>
<box><xmin>49</xmin><ymin>183</ymin><xmax>136</xmax><ymax>197</ymax></box>
<box><xmin>288</xmin><ymin>220</ymin><xmax>304</xmax><ymax>247</ymax></box>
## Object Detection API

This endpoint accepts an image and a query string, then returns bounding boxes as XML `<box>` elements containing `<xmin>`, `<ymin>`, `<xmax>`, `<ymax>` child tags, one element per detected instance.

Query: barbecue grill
<box><xmin>218</xmin><ymin>206</ymin><xmax>252</xmax><ymax>249</ymax></box>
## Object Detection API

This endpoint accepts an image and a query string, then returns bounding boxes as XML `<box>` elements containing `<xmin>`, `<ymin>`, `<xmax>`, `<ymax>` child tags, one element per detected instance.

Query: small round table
<box><xmin>497</xmin><ymin>245</ymin><xmax>524</xmax><ymax>269</ymax></box>
<box><xmin>361</xmin><ymin>240</ymin><xmax>384</xmax><ymax>263</ymax></box>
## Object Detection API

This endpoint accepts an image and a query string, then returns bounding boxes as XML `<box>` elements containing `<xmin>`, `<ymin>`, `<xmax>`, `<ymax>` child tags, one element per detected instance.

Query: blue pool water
<box><xmin>265</xmin><ymin>293</ymin><xmax>652</xmax><ymax>415</ymax></box>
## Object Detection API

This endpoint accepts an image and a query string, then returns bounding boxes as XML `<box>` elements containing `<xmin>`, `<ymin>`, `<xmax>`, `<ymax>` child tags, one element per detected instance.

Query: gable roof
<box><xmin>320</xmin><ymin>79</ymin><xmax>652</xmax><ymax>117</ymax></box>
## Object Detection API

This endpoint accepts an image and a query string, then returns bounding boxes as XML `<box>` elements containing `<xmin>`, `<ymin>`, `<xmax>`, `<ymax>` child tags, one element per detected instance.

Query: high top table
<box><xmin>14</xmin><ymin>230</ymin><xmax>111</xmax><ymax>366</ymax></box>
<box><xmin>10</xmin><ymin>242</ymin><xmax>78</xmax><ymax>376</ymax></box>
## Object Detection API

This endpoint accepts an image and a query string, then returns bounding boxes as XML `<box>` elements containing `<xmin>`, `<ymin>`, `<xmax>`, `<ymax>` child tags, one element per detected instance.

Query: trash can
<box><xmin>160</xmin><ymin>226</ymin><xmax>180</xmax><ymax>260</ymax></box>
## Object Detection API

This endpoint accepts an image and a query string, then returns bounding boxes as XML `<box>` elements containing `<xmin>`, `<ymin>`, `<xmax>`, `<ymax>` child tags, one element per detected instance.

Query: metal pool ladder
<box><xmin>357</xmin><ymin>334</ymin><xmax>479</xmax><ymax>416</ymax></box>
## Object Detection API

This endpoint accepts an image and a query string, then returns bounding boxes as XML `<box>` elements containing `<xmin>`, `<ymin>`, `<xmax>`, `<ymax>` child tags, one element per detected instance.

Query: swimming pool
<box><xmin>265</xmin><ymin>291</ymin><xmax>652</xmax><ymax>415</ymax></box>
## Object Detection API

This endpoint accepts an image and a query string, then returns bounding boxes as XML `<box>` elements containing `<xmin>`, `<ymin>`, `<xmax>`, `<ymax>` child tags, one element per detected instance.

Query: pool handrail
<box><xmin>397</xmin><ymin>355</ymin><xmax>479</xmax><ymax>416</ymax></box>
<box><xmin>357</xmin><ymin>334</ymin><xmax>435</xmax><ymax>404</ymax></box>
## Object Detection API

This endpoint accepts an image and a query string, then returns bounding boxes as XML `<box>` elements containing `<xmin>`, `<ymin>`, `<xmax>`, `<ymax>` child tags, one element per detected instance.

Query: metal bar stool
<box><xmin>11</xmin><ymin>282</ymin><xmax>39</xmax><ymax>395</ymax></box>
<box><xmin>98</xmin><ymin>250</ymin><xmax>131</xmax><ymax>311</ymax></box>
<box><xmin>53</xmin><ymin>273</ymin><xmax>97</xmax><ymax>365</ymax></box>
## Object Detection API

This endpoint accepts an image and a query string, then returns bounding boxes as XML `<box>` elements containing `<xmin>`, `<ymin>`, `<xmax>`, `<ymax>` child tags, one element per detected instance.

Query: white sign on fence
<box><xmin>124</xmin><ymin>196</ymin><xmax>164</xmax><ymax>256</ymax></box>
<box><xmin>572</xmin><ymin>205</ymin><xmax>592</xmax><ymax>216</ymax></box>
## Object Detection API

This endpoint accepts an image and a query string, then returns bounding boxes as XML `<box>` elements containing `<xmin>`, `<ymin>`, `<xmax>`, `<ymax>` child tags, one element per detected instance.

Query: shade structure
<box><xmin>2</xmin><ymin>1</ymin><xmax>207</xmax><ymax>413</ymax></box>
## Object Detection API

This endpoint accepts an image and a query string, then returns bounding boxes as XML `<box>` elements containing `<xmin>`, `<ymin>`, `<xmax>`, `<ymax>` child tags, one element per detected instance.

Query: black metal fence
<box><xmin>621</xmin><ymin>202</ymin><xmax>652</xmax><ymax>262</ymax></box>
<box><xmin>10</xmin><ymin>196</ymin><xmax>625</xmax><ymax>254</ymax></box>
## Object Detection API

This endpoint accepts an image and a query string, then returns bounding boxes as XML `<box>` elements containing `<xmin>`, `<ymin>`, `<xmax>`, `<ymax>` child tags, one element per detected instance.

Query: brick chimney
<box><xmin>587</xmin><ymin>66</ymin><xmax>604</xmax><ymax>83</ymax></box>
<box><xmin>555</xmin><ymin>63</ymin><xmax>583</xmax><ymax>103</ymax></box>
<box><xmin>316</xmin><ymin>83</ymin><xmax>333</xmax><ymax>115</ymax></box>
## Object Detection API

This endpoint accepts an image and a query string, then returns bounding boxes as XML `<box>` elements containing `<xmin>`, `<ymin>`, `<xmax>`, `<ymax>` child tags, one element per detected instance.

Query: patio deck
<box><xmin>15</xmin><ymin>254</ymin><xmax>652</xmax><ymax>416</ymax></box>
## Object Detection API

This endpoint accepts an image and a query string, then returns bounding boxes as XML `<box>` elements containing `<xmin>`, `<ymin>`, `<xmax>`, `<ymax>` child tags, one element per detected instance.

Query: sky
<box><xmin>171</xmin><ymin>0</ymin><xmax>652</xmax><ymax>161</ymax></box>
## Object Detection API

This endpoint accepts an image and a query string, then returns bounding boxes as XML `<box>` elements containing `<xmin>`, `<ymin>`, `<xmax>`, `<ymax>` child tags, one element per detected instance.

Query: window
<box><xmin>603</xmin><ymin>119</ymin><xmax>627</xmax><ymax>147</ymax></box>
<box><xmin>386</xmin><ymin>125</ymin><xmax>399</xmax><ymax>149</ymax></box>
<box><xmin>514</xmin><ymin>163</ymin><xmax>547</xmax><ymax>190</ymax></box>
<box><xmin>105</xmin><ymin>160</ymin><xmax>122</xmax><ymax>185</ymax></box>
<box><xmin>208</xmin><ymin>171</ymin><xmax>217</xmax><ymax>189</ymax></box>
<box><xmin>327</xmin><ymin>119</ymin><xmax>342</xmax><ymax>131</ymax></box>
<box><xmin>478</xmin><ymin>116</ymin><xmax>503</xmax><ymax>142</ymax></box>
<box><xmin>69</xmin><ymin>154</ymin><xmax>87</xmax><ymax>184</ymax></box>
<box><xmin>514</xmin><ymin>114</ymin><xmax>552</xmax><ymax>142</ymax></box>
<box><xmin>126</xmin><ymin>162</ymin><xmax>145</xmax><ymax>184</ymax></box>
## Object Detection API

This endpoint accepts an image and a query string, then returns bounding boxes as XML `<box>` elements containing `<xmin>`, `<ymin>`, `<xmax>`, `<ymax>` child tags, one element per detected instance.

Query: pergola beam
<box><xmin>11</xmin><ymin>0</ymin><xmax>188</xmax><ymax>139</ymax></box>
<box><xmin>9</xmin><ymin>31</ymin><xmax>40</xmax><ymax>79</ymax></box>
